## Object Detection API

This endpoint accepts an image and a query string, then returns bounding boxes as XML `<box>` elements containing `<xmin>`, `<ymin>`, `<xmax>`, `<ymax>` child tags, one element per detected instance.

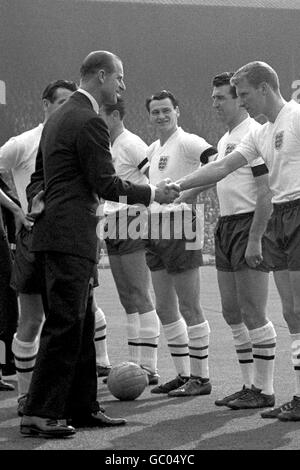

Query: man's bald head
<box><xmin>80</xmin><ymin>51</ymin><xmax>121</xmax><ymax>79</ymax></box>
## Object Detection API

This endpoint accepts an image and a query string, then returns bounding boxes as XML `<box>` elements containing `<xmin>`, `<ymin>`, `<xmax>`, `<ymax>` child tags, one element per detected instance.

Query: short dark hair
<box><xmin>42</xmin><ymin>80</ymin><xmax>77</xmax><ymax>102</ymax></box>
<box><xmin>145</xmin><ymin>90</ymin><xmax>179</xmax><ymax>112</ymax></box>
<box><xmin>80</xmin><ymin>50</ymin><xmax>121</xmax><ymax>78</ymax></box>
<box><xmin>212</xmin><ymin>72</ymin><xmax>237</xmax><ymax>98</ymax></box>
<box><xmin>102</xmin><ymin>97</ymin><xmax>126</xmax><ymax>120</ymax></box>
<box><xmin>231</xmin><ymin>61</ymin><xmax>280</xmax><ymax>92</ymax></box>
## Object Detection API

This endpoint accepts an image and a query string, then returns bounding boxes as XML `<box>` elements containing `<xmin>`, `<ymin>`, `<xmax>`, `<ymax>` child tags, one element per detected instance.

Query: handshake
<box><xmin>153</xmin><ymin>179</ymin><xmax>181</xmax><ymax>204</ymax></box>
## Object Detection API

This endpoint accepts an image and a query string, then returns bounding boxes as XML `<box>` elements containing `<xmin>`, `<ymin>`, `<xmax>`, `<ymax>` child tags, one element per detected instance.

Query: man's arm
<box><xmin>174</xmin><ymin>184</ymin><xmax>215</xmax><ymax>204</ymax></box>
<box><xmin>0</xmin><ymin>188</ymin><xmax>32</xmax><ymax>232</ymax></box>
<box><xmin>77</xmin><ymin>118</ymin><xmax>178</xmax><ymax>205</ymax></box>
<box><xmin>245</xmin><ymin>173</ymin><xmax>272</xmax><ymax>268</ymax></box>
<box><xmin>0</xmin><ymin>175</ymin><xmax>21</xmax><ymax>244</ymax></box>
<box><xmin>0</xmin><ymin>174</ymin><xmax>20</xmax><ymax>206</ymax></box>
<box><xmin>177</xmin><ymin>150</ymin><xmax>248</xmax><ymax>190</ymax></box>
<box><xmin>26</xmin><ymin>143</ymin><xmax>45</xmax><ymax>213</ymax></box>
<box><xmin>175</xmin><ymin>146</ymin><xmax>217</xmax><ymax>203</ymax></box>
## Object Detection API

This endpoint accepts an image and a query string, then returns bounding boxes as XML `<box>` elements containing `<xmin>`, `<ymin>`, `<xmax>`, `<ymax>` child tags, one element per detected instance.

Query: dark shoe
<box><xmin>20</xmin><ymin>415</ymin><xmax>76</xmax><ymax>438</ymax></box>
<box><xmin>17</xmin><ymin>395</ymin><xmax>28</xmax><ymax>417</ymax></box>
<box><xmin>261</xmin><ymin>399</ymin><xmax>295</xmax><ymax>419</ymax></box>
<box><xmin>226</xmin><ymin>386</ymin><xmax>275</xmax><ymax>410</ymax></box>
<box><xmin>277</xmin><ymin>396</ymin><xmax>300</xmax><ymax>422</ymax></box>
<box><xmin>147</xmin><ymin>373</ymin><xmax>159</xmax><ymax>386</ymax></box>
<box><xmin>69</xmin><ymin>411</ymin><xmax>127</xmax><ymax>428</ymax></box>
<box><xmin>96</xmin><ymin>365</ymin><xmax>112</xmax><ymax>378</ymax></box>
<box><xmin>1</xmin><ymin>362</ymin><xmax>16</xmax><ymax>377</ymax></box>
<box><xmin>151</xmin><ymin>375</ymin><xmax>189</xmax><ymax>394</ymax></box>
<box><xmin>215</xmin><ymin>385</ymin><xmax>248</xmax><ymax>406</ymax></box>
<box><xmin>0</xmin><ymin>378</ymin><xmax>15</xmax><ymax>391</ymax></box>
<box><xmin>168</xmin><ymin>377</ymin><xmax>212</xmax><ymax>397</ymax></box>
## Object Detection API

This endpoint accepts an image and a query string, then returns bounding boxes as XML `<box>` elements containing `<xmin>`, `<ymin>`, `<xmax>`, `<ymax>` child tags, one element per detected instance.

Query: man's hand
<box><xmin>174</xmin><ymin>188</ymin><xmax>200</xmax><ymax>204</ymax></box>
<box><xmin>169</xmin><ymin>181</ymin><xmax>181</xmax><ymax>192</ymax></box>
<box><xmin>245</xmin><ymin>239</ymin><xmax>263</xmax><ymax>268</ymax></box>
<box><xmin>154</xmin><ymin>179</ymin><xmax>180</xmax><ymax>204</ymax></box>
<box><xmin>27</xmin><ymin>190</ymin><xmax>45</xmax><ymax>222</ymax></box>
<box><xmin>14</xmin><ymin>208</ymin><xmax>33</xmax><ymax>234</ymax></box>
<box><xmin>174</xmin><ymin>183</ymin><xmax>215</xmax><ymax>204</ymax></box>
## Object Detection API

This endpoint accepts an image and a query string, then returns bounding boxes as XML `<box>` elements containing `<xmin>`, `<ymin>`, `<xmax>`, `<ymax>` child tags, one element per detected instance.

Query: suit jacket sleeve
<box><xmin>76</xmin><ymin>117</ymin><xmax>152</xmax><ymax>206</ymax></box>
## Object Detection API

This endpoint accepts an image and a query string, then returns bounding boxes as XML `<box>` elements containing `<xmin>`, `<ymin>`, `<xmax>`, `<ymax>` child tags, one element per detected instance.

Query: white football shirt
<box><xmin>216</xmin><ymin>117</ymin><xmax>266</xmax><ymax>216</ymax></box>
<box><xmin>148</xmin><ymin>127</ymin><xmax>212</xmax><ymax>212</ymax></box>
<box><xmin>104</xmin><ymin>129</ymin><xmax>149</xmax><ymax>214</ymax></box>
<box><xmin>236</xmin><ymin>100</ymin><xmax>300</xmax><ymax>204</ymax></box>
<box><xmin>0</xmin><ymin>124</ymin><xmax>43</xmax><ymax>212</ymax></box>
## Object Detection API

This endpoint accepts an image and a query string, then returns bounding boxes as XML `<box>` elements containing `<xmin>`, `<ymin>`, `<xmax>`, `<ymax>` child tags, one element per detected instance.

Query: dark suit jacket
<box><xmin>27</xmin><ymin>91</ymin><xmax>151</xmax><ymax>262</ymax></box>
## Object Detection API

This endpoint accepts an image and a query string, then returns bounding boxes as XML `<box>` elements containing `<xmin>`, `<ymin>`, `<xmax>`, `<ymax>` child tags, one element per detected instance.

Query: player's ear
<box><xmin>112</xmin><ymin>110</ymin><xmax>120</xmax><ymax>120</ymax></box>
<box><xmin>175</xmin><ymin>106</ymin><xmax>180</xmax><ymax>118</ymax></box>
<box><xmin>42</xmin><ymin>98</ymin><xmax>50</xmax><ymax>112</ymax></box>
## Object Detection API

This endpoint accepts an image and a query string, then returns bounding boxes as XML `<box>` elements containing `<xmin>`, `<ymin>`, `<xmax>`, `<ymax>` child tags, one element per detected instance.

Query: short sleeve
<box><xmin>183</xmin><ymin>134</ymin><xmax>213</xmax><ymax>165</ymax></box>
<box><xmin>235</xmin><ymin>128</ymin><xmax>261</xmax><ymax>164</ymax></box>
<box><xmin>127</xmin><ymin>139</ymin><xmax>149</xmax><ymax>174</ymax></box>
<box><xmin>0</xmin><ymin>137</ymin><xmax>22</xmax><ymax>171</ymax></box>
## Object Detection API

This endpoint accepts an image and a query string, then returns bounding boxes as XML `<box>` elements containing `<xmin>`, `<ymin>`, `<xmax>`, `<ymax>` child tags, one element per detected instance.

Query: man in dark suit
<box><xmin>20</xmin><ymin>50</ymin><xmax>178</xmax><ymax>438</ymax></box>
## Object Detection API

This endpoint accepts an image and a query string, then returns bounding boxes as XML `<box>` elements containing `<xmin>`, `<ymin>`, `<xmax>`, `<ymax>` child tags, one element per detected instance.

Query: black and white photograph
<box><xmin>0</xmin><ymin>0</ymin><xmax>300</xmax><ymax>454</ymax></box>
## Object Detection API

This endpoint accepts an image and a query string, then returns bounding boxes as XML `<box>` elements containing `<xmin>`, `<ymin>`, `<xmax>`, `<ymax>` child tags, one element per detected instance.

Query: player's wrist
<box><xmin>177</xmin><ymin>181</ymin><xmax>184</xmax><ymax>191</ymax></box>
<box><xmin>149</xmin><ymin>184</ymin><xmax>156</xmax><ymax>203</ymax></box>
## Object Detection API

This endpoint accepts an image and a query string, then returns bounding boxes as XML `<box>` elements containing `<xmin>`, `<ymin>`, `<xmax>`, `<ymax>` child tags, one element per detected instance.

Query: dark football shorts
<box><xmin>11</xmin><ymin>226</ymin><xmax>99</xmax><ymax>292</ymax></box>
<box><xmin>10</xmin><ymin>226</ymin><xmax>43</xmax><ymax>294</ymax></box>
<box><xmin>145</xmin><ymin>208</ymin><xmax>203</xmax><ymax>274</ymax></box>
<box><xmin>104</xmin><ymin>210</ymin><xmax>147</xmax><ymax>256</ymax></box>
<box><xmin>214</xmin><ymin>211</ymin><xmax>270</xmax><ymax>272</ymax></box>
<box><xmin>263</xmin><ymin>198</ymin><xmax>300</xmax><ymax>271</ymax></box>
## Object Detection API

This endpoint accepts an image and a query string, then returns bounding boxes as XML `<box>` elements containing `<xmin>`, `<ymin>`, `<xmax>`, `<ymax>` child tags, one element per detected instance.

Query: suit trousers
<box><xmin>24</xmin><ymin>251</ymin><xmax>98</xmax><ymax>419</ymax></box>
